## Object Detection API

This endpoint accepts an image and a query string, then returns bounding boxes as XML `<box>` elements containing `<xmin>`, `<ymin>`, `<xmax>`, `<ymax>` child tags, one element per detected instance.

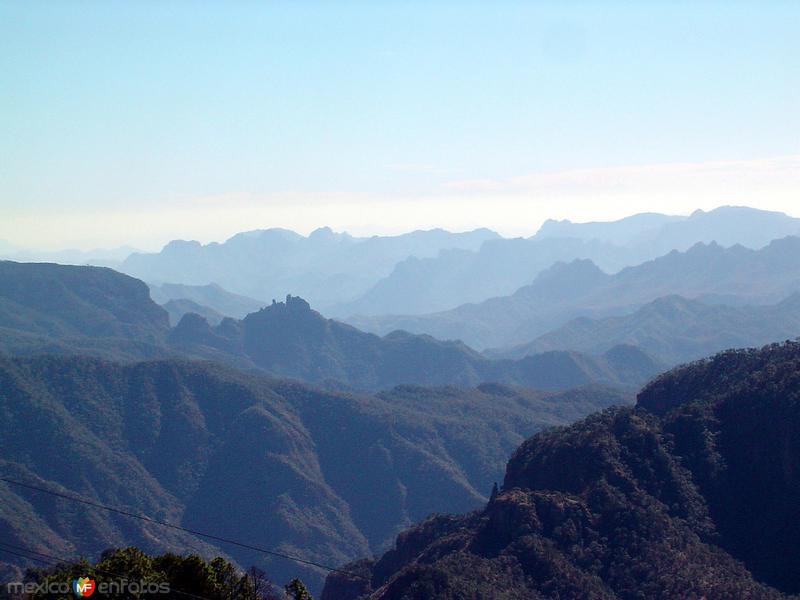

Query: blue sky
<box><xmin>1</xmin><ymin>1</ymin><xmax>798</xmax><ymax>249</ymax></box>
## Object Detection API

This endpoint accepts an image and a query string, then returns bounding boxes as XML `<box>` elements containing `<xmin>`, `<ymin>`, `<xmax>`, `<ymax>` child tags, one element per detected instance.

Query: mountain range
<box><xmin>323</xmin><ymin>341</ymin><xmax>800</xmax><ymax>599</ymax></box>
<box><xmin>0</xmin><ymin>261</ymin><xmax>662</xmax><ymax>392</ymax></box>
<box><xmin>149</xmin><ymin>282</ymin><xmax>266</xmax><ymax>322</ymax></box>
<box><xmin>535</xmin><ymin>205</ymin><xmax>800</xmax><ymax>250</ymax></box>
<box><xmin>162</xmin><ymin>298</ymin><xmax>226</xmax><ymax>326</ymax></box>
<box><xmin>169</xmin><ymin>295</ymin><xmax>661</xmax><ymax>392</ymax></box>
<box><xmin>495</xmin><ymin>293</ymin><xmax>800</xmax><ymax>365</ymax></box>
<box><xmin>5</xmin><ymin>246</ymin><xmax>800</xmax><ymax>395</ymax></box>
<box><xmin>350</xmin><ymin>236</ymin><xmax>800</xmax><ymax>350</ymax></box>
<box><xmin>4</xmin><ymin>207</ymin><xmax>800</xmax><ymax>596</ymax></box>
<box><xmin>120</xmin><ymin>227</ymin><xmax>499</xmax><ymax>312</ymax></box>
<box><xmin>117</xmin><ymin>207</ymin><xmax>800</xmax><ymax>319</ymax></box>
<box><xmin>0</xmin><ymin>354</ymin><xmax>629</xmax><ymax>592</ymax></box>
<box><xmin>330</xmin><ymin>205</ymin><xmax>800</xmax><ymax>317</ymax></box>
<box><xmin>327</xmin><ymin>236</ymin><xmax>631</xmax><ymax>318</ymax></box>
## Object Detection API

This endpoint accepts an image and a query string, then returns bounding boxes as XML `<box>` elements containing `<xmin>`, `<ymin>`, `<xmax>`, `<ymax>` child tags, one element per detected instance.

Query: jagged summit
<box><xmin>263</xmin><ymin>293</ymin><xmax>313</xmax><ymax>312</ymax></box>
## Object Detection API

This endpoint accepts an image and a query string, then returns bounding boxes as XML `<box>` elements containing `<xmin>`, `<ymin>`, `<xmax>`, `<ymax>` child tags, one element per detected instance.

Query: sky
<box><xmin>1</xmin><ymin>1</ymin><xmax>798</xmax><ymax>251</ymax></box>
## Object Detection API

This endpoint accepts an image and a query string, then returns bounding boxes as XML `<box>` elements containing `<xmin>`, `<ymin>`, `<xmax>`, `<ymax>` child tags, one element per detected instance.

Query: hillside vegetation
<box><xmin>324</xmin><ymin>342</ymin><xmax>800</xmax><ymax>599</ymax></box>
<box><xmin>0</xmin><ymin>355</ymin><xmax>629</xmax><ymax>592</ymax></box>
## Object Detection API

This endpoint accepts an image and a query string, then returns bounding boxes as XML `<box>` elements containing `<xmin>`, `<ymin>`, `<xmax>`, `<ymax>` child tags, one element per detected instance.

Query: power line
<box><xmin>0</xmin><ymin>475</ymin><xmax>367</xmax><ymax>581</ymax></box>
<box><xmin>0</xmin><ymin>546</ymin><xmax>52</xmax><ymax>567</ymax></box>
<box><xmin>0</xmin><ymin>541</ymin><xmax>215</xmax><ymax>600</ymax></box>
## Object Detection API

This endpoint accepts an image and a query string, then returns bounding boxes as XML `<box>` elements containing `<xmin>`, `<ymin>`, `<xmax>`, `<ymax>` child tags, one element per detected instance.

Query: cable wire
<box><xmin>0</xmin><ymin>475</ymin><xmax>367</xmax><ymax>580</ymax></box>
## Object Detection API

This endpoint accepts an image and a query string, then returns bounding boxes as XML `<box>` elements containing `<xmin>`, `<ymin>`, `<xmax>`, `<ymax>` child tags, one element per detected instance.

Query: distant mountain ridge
<box><xmin>495</xmin><ymin>293</ymin><xmax>800</xmax><ymax>364</ymax></box>
<box><xmin>162</xmin><ymin>298</ymin><xmax>225</xmax><ymax>326</ymax></box>
<box><xmin>536</xmin><ymin>205</ymin><xmax>800</xmax><ymax>250</ymax></box>
<box><xmin>332</xmin><ymin>206</ymin><xmax>800</xmax><ymax>317</ymax></box>
<box><xmin>116</xmin><ymin>207</ymin><xmax>800</xmax><ymax>319</ymax></box>
<box><xmin>170</xmin><ymin>295</ymin><xmax>661</xmax><ymax>391</ymax></box>
<box><xmin>0</xmin><ymin>261</ymin><xmax>660</xmax><ymax>392</ymax></box>
<box><xmin>324</xmin><ymin>341</ymin><xmax>800</xmax><ymax>599</ymax></box>
<box><xmin>535</xmin><ymin>211</ymin><xmax>685</xmax><ymax>243</ymax></box>
<box><xmin>121</xmin><ymin>227</ymin><xmax>500</xmax><ymax>312</ymax></box>
<box><xmin>349</xmin><ymin>236</ymin><xmax>800</xmax><ymax>350</ymax></box>
<box><xmin>0</xmin><ymin>245</ymin><xmax>139</xmax><ymax>268</ymax></box>
<box><xmin>149</xmin><ymin>282</ymin><xmax>266</xmax><ymax>320</ymax></box>
<box><xmin>328</xmin><ymin>237</ymin><xmax>631</xmax><ymax>318</ymax></box>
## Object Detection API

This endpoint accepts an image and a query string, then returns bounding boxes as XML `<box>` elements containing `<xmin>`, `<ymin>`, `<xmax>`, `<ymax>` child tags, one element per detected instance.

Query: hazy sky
<box><xmin>1</xmin><ymin>1</ymin><xmax>798</xmax><ymax>250</ymax></box>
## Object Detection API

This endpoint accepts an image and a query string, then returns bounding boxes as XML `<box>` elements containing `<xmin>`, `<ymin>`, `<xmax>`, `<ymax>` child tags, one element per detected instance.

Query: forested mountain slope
<box><xmin>324</xmin><ymin>341</ymin><xmax>800</xmax><ymax>599</ymax></box>
<box><xmin>0</xmin><ymin>355</ymin><xmax>630</xmax><ymax>592</ymax></box>
<box><xmin>0</xmin><ymin>261</ymin><xmax>172</xmax><ymax>360</ymax></box>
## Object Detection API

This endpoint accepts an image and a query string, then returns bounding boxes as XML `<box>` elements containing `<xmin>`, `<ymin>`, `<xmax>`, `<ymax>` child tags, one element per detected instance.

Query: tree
<box><xmin>244</xmin><ymin>566</ymin><xmax>282</xmax><ymax>600</ymax></box>
<box><xmin>24</xmin><ymin>547</ymin><xmax>285</xmax><ymax>600</ymax></box>
<box><xmin>284</xmin><ymin>578</ymin><xmax>313</xmax><ymax>600</ymax></box>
